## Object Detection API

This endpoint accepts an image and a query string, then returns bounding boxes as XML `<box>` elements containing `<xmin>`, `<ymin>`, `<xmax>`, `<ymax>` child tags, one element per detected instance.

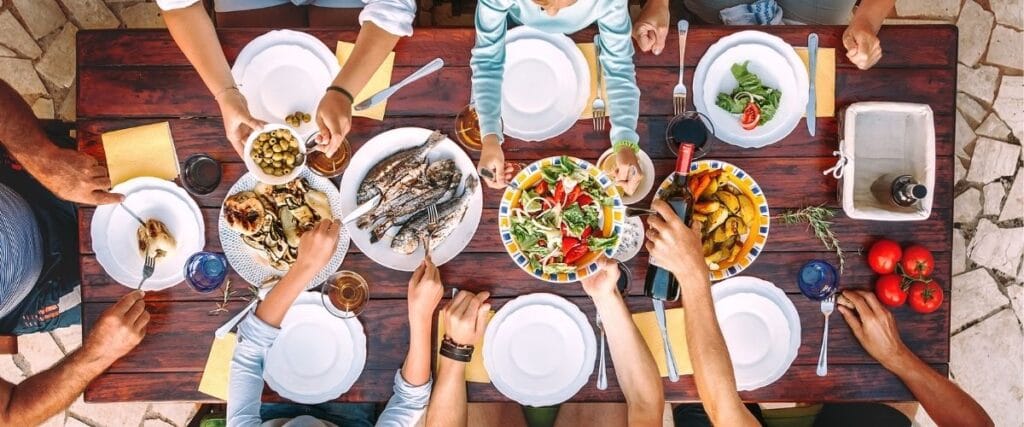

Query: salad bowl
<box><xmin>499</xmin><ymin>156</ymin><xmax>626</xmax><ymax>283</ymax></box>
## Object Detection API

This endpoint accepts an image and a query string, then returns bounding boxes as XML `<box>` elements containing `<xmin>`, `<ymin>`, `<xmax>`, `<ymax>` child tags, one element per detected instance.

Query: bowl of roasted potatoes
<box><xmin>244</xmin><ymin>124</ymin><xmax>307</xmax><ymax>185</ymax></box>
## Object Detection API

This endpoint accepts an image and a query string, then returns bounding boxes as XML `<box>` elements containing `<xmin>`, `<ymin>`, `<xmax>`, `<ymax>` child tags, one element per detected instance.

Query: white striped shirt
<box><xmin>0</xmin><ymin>182</ymin><xmax>43</xmax><ymax>319</ymax></box>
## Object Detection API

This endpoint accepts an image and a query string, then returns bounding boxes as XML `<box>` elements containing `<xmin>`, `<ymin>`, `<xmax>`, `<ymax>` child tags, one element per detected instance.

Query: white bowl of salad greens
<box><xmin>498</xmin><ymin>156</ymin><xmax>625</xmax><ymax>283</ymax></box>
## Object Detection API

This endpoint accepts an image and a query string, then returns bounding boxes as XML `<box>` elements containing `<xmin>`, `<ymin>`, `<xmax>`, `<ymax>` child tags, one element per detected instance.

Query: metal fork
<box><xmin>673</xmin><ymin>20</ymin><xmax>690</xmax><ymax>116</ymax></box>
<box><xmin>137</xmin><ymin>254</ymin><xmax>156</xmax><ymax>290</ymax></box>
<box><xmin>421</xmin><ymin>204</ymin><xmax>440</xmax><ymax>258</ymax></box>
<box><xmin>816</xmin><ymin>293</ymin><xmax>836</xmax><ymax>376</ymax></box>
<box><xmin>591</xmin><ymin>35</ymin><xmax>607</xmax><ymax>131</ymax></box>
<box><xmin>596</xmin><ymin>312</ymin><xmax>608</xmax><ymax>390</ymax></box>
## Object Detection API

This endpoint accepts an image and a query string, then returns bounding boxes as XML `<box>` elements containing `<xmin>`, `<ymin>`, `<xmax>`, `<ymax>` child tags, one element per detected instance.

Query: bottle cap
<box><xmin>910</xmin><ymin>184</ymin><xmax>928</xmax><ymax>199</ymax></box>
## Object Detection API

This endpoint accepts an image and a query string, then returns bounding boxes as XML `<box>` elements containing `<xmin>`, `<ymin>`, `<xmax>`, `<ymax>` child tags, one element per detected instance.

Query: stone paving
<box><xmin>0</xmin><ymin>0</ymin><xmax>1021</xmax><ymax>426</ymax></box>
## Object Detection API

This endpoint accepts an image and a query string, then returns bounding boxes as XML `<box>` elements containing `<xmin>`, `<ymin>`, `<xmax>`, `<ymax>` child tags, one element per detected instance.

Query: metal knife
<box><xmin>341</xmin><ymin>194</ymin><xmax>381</xmax><ymax>224</ymax></box>
<box><xmin>806</xmin><ymin>33</ymin><xmax>818</xmax><ymax>136</ymax></box>
<box><xmin>653</xmin><ymin>298</ymin><xmax>680</xmax><ymax>382</ymax></box>
<box><xmin>118</xmin><ymin>203</ymin><xmax>146</xmax><ymax>226</ymax></box>
<box><xmin>353</xmin><ymin>58</ymin><xmax>445</xmax><ymax>111</ymax></box>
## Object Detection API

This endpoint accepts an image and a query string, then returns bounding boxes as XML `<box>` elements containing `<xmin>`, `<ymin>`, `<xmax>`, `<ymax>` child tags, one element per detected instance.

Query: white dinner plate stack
<box><xmin>500</xmin><ymin>27</ymin><xmax>590</xmax><ymax>141</ymax></box>
<box><xmin>712</xmin><ymin>276</ymin><xmax>801</xmax><ymax>391</ymax></box>
<box><xmin>91</xmin><ymin>177</ymin><xmax>205</xmax><ymax>291</ymax></box>
<box><xmin>484</xmin><ymin>293</ymin><xmax>596</xmax><ymax>407</ymax></box>
<box><xmin>694</xmin><ymin>30</ymin><xmax>809</xmax><ymax>148</ymax></box>
<box><xmin>231</xmin><ymin>30</ymin><xmax>341</xmax><ymax>135</ymax></box>
<box><xmin>264</xmin><ymin>292</ymin><xmax>367</xmax><ymax>404</ymax></box>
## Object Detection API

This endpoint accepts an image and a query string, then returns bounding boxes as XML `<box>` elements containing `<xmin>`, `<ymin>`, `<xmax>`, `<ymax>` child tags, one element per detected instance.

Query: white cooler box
<box><xmin>835</xmin><ymin>102</ymin><xmax>935</xmax><ymax>221</ymax></box>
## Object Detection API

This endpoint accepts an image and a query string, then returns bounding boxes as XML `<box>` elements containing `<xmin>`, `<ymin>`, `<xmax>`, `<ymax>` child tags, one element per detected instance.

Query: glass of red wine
<box><xmin>665</xmin><ymin>111</ymin><xmax>715</xmax><ymax>160</ymax></box>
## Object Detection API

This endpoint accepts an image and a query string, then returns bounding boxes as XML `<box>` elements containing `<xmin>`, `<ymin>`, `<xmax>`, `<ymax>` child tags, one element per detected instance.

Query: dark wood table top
<box><xmin>75</xmin><ymin>25</ymin><xmax>956</xmax><ymax>403</ymax></box>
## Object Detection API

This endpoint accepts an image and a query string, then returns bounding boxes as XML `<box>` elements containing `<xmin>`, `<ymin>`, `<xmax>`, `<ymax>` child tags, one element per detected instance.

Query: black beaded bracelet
<box><xmin>326</xmin><ymin>85</ymin><xmax>355</xmax><ymax>104</ymax></box>
<box><xmin>439</xmin><ymin>336</ymin><xmax>474</xmax><ymax>362</ymax></box>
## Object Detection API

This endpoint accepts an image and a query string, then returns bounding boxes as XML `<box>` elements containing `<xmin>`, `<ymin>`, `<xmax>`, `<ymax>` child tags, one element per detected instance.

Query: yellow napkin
<box><xmin>795</xmin><ymin>47</ymin><xmax>836</xmax><ymax>117</ymax></box>
<box><xmin>576</xmin><ymin>43</ymin><xmax>606</xmax><ymax>120</ymax></box>
<box><xmin>198</xmin><ymin>333</ymin><xmax>237</xmax><ymax>401</ymax></box>
<box><xmin>632</xmin><ymin>308</ymin><xmax>693</xmax><ymax>377</ymax></box>
<box><xmin>336</xmin><ymin>41</ymin><xmax>395</xmax><ymax>121</ymax></box>
<box><xmin>435</xmin><ymin>311</ymin><xmax>494</xmax><ymax>383</ymax></box>
<box><xmin>101</xmin><ymin>122</ymin><xmax>179</xmax><ymax>186</ymax></box>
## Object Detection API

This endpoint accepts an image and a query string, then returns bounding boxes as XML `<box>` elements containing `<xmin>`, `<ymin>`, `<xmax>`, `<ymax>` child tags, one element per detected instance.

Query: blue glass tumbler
<box><xmin>184</xmin><ymin>252</ymin><xmax>228</xmax><ymax>293</ymax></box>
<box><xmin>797</xmin><ymin>260</ymin><xmax>839</xmax><ymax>301</ymax></box>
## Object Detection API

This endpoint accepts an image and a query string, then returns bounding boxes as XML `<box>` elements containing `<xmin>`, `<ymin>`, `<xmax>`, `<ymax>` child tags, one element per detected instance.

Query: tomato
<box><xmin>566</xmin><ymin>186</ymin><xmax>582</xmax><ymax>205</ymax></box>
<box><xmin>562</xmin><ymin>236</ymin><xmax>580</xmax><ymax>252</ymax></box>
<box><xmin>901</xmin><ymin>245</ymin><xmax>934</xmax><ymax>278</ymax></box>
<box><xmin>874</xmin><ymin>274</ymin><xmax>907</xmax><ymax>307</ymax></box>
<box><xmin>535</xmin><ymin>180</ymin><xmax>549</xmax><ymax>196</ymax></box>
<box><xmin>581</xmin><ymin>226</ymin><xmax>593</xmax><ymax>240</ymax></box>
<box><xmin>740</xmin><ymin>101</ymin><xmax>761</xmax><ymax>130</ymax></box>
<box><xmin>576</xmin><ymin>194</ymin><xmax>593</xmax><ymax>206</ymax></box>
<box><xmin>867</xmin><ymin>239</ymin><xmax>902</xmax><ymax>274</ymax></box>
<box><xmin>553</xmin><ymin>182</ymin><xmax>565</xmax><ymax>206</ymax></box>
<box><xmin>564</xmin><ymin>243</ymin><xmax>590</xmax><ymax>264</ymax></box>
<box><xmin>907</xmin><ymin>280</ymin><xmax>943</xmax><ymax>314</ymax></box>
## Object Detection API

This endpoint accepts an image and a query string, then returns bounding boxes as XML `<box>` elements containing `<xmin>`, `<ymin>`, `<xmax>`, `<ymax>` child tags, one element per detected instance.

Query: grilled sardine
<box><xmin>391</xmin><ymin>175</ymin><xmax>478</xmax><ymax>254</ymax></box>
<box><xmin>357</xmin><ymin>130</ymin><xmax>445</xmax><ymax>204</ymax></box>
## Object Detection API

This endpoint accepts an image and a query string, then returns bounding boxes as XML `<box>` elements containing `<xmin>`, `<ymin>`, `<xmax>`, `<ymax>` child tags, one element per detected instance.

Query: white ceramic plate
<box><xmin>91</xmin><ymin>177</ymin><xmax>205</xmax><ymax>291</ymax></box>
<box><xmin>501</xmin><ymin>27</ymin><xmax>590</xmax><ymax>141</ymax></box>
<box><xmin>243</xmin><ymin>123</ymin><xmax>308</xmax><ymax>186</ymax></box>
<box><xmin>264</xmin><ymin>292</ymin><xmax>366</xmax><ymax>404</ymax></box>
<box><xmin>484</xmin><ymin>293</ymin><xmax>596</xmax><ymax>406</ymax></box>
<box><xmin>701</xmin><ymin>44</ymin><xmax>801</xmax><ymax>148</ymax></box>
<box><xmin>711</xmin><ymin>276</ymin><xmax>800</xmax><ymax>391</ymax></box>
<box><xmin>218</xmin><ymin>170</ymin><xmax>350</xmax><ymax>287</ymax></box>
<box><xmin>338</xmin><ymin>127</ymin><xmax>482</xmax><ymax>271</ymax></box>
<box><xmin>231</xmin><ymin>30</ymin><xmax>341</xmax><ymax>135</ymax></box>
<box><xmin>693</xmin><ymin>31</ymin><xmax>809</xmax><ymax>148</ymax></box>
<box><xmin>611</xmin><ymin>216</ymin><xmax>645</xmax><ymax>262</ymax></box>
<box><xmin>595</xmin><ymin>147</ymin><xmax>656</xmax><ymax>205</ymax></box>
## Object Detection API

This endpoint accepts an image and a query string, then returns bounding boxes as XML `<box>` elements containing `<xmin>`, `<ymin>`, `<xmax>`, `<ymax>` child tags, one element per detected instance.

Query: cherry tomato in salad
<box><xmin>901</xmin><ymin>245</ymin><xmax>934</xmax><ymax>278</ymax></box>
<box><xmin>867</xmin><ymin>239</ymin><xmax>902</xmax><ymax>274</ymax></box>
<box><xmin>874</xmin><ymin>274</ymin><xmax>907</xmax><ymax>307</ymax></box>
<box><xmin>741</xmin><ymin>101</ymin><xmax>761</xmax><ymax>130</ymax></box>
<box><xmin>576</xmin><ymin>194</ymin><xmax>593</xmax><ymax>206</ymax></box>
<box><xmin>907</xmin><ymin>280</ymin><xmax>943</xmax><ymax>314</ymax></box>
<box><xmin>581</xmin><ymin>226</ymin><xmax>593</xmax><ymax>240</ymax></box>
<box><xmin>553</xmin><ymin>182</ymin><xmax>565</xmax><ymax>206</ymax></box>
<box><xmin>564</xmin><ymin>243</ymin><xmax>590</xmax><ymax>264</ymax></box>
<box><xmin>535</xmin><ymin>180</ymin><xmax>549</xmax><ymax>196</ymax></box>
<box><xmin>566</xmin><ymin>186</ymin><xmax>582</xmax><ymax>205</ymax></box>
<box><xmin>562</xmin><ymin>236</ymin><xmax>580</xmax><ymax>252</ymax></box>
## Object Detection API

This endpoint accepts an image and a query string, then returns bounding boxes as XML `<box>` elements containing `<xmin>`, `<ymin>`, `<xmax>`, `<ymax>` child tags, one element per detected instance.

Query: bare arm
<box><xmin>0</xmin><ymin>292</ymin><xmax>148</xmax><ymax>426</ymax></box>
<box><xmin>646</xmin><ymin>200</ymin><xmax>758</xmax><ymax>426</ymax></box>
<box><xmin>839</xmin><ymin>290</ymin><xmax>992</xmax><ymax>427</ymax></box>
<box><xmin>424</xmin><ymin>291</ymin><xmax>490</xmax><ymax>427</ymax></box>
<box><xmin>402</xmin><ymin>259</ymin><xmax>443</xmax><ymax>386</ymax></box>
<box><xmin>851</xmin><ymin>0</ymin><xmax>895</xmax><ymax>33</ymax></box>
<box><xmin>255</xmin><ymin>220</ymin><xmax>340</xmax><ymax>327</ymax></box>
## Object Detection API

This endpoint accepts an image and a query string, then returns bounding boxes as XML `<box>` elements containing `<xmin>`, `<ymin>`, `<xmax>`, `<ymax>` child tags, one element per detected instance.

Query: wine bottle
<box><xmin>643</xmin><ymin>143</ymin><xmax>696</xmax><ymax>301</ymax></box>
<box><xmin>870</xmin><ymin>174</ymin><xmax>928</xmax><ymax>208</ymax></box>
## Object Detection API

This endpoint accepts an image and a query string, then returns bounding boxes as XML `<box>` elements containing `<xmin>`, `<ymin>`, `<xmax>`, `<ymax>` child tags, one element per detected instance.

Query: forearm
<box><xmin>162</xmin><ymin>4</ymin><xmax>235</xmax><ymax>96</ymax></box>
<box><xmin>598</xmin><ymin>7</ymin><xmax>641</xmax><ymax>145</ymax></box>
<box><xmin>851</xmin><ymin>0</ymin><xmax>895</xmax><ymax>33</ymax></box>
<box><xmin>0</xmin><ymin>347</ymin><xmax>111</xmax><ymax>425</ymax></box>
<box><xmin>0</xmin><ymin>79</ymin><xmax>59</xmax><ymax>171</ymax></box>
<box><xmin>592</xmin><ymin>294</ymin><xmax>663</xmax><ymax>423</ymax></box>
<box><xmin>677</xmin><ymin>274</ymin><xmax>758</xmax><ymax>426</ymax></box>
<box><xmin>887</xmin><ymin>352</ymin><xmax>993</xmax><ymax>427</ymax></box>
<box><xmin>254</xmin><ymin>261</ymin><xmax>318</xmax><ymax>327</ymax></box>
<box><xmin>332</xmin><ymin>23</ymin><xmax>400</xmax><ymax>95</ymax></box>
<box><xmin>424</xmin><ymin>357</ymin><xmax>468</xmax><ymax>427</ymax></box>
<box><xmin>470</xmin><ymin>2</ymin><xmax>508</xmax><ymax>140</ymax></box>
<box><xmin>401</xmin><ymin>315</ymin><xmax>433</xmax><ymax>387</ymax></box>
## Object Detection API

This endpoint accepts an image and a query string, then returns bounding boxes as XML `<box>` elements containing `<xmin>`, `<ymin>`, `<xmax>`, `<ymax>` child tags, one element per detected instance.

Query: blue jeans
<box><xmin>260</xmin><ymin>403</ymin><xmax>378</xmax><ymax>426</ymax></box>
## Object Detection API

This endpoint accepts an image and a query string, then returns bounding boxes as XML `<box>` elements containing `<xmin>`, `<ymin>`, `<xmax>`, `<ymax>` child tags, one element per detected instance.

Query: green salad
<box><xmin>715</xmin><ymin>61</ymin><xmax>782</xmax><ymax>129</ymax></box>
<box><xmin>509</xmin><ymin>157</ymin><xmax>619</xmax><ymax>275</ymax></box>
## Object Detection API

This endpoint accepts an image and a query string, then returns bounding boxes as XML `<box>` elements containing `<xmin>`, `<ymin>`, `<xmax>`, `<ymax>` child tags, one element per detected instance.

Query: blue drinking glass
<box><xmin>184</xmin><ymin>252</ymin><xmax>228</xmax><ymax>293</ymax></box>
<box><xmin>797</xmin><ymin>260</ymin><xmax>839</xmax><ymax>301</ymax></box>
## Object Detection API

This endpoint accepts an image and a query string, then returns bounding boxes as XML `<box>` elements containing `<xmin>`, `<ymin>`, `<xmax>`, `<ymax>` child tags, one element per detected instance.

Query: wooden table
<box><xmin>76</xmin><ymin>25</ymin><xmax>956</xmax><ymax>403</ymax></box>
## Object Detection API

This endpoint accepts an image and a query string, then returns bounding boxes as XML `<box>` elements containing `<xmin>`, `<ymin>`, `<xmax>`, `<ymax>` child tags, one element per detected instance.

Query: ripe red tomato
<box><xmin>867</xmin><ymin>239</ymin><xmax>902</xmax><ymax>274</ymax></box>
<box><xmin>874</xmin><ymin>274</ymin><xmax>907</xmax><ymax>307</ymax></box>
<box><xmin>907</xmin><ymin>280</ymin><xmax>943</xmax><ymax>314</ymax></box>
<box><xmin>564</xmin><ymin>244</ymin><xmax>590</xmax><ymax>265</ymax></box>
<box><xmin>741</xmin><ymin>102</ymin><xmax>761</xmax><ymax>130</ymax></box>
<box><xmin>901</xmin><ymin>245</ymin><xmax>934</xmax><ymax>278</ymax></box>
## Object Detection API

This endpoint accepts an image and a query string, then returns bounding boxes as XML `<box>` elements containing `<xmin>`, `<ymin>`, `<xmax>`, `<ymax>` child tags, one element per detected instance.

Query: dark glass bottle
<box><xmin>644</xmin><ymin>143</ymin><xmax>696</xmax><ymax>301</ymax></box>
<box><xmin>871</xmin><ymin>174</ymin><xmax>928</xmax><ymax>207</ymax></box>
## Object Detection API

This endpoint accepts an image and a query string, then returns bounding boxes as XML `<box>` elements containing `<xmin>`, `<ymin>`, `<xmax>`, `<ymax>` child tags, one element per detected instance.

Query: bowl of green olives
<box><xmin>243</xmin><ymin>124</ymin><xmax>307</xmax><ymax>185</ymax></box>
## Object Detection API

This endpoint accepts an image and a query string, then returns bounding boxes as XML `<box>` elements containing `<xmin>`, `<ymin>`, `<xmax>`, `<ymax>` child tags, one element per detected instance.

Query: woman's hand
<box><xmin>314</xmin><ymin>90</ymin><xmax>353</xmax><ymax>157</ymax></box>
<box><xmin>645</xmin><ymin>199</ymin><xmax>709</xmax><ymax>282</ymax></box>
<box><xmin>614</xmin><ymin>147</ymin><xmax>642</xmax><ymax>192</ymax></box>
<box><xmin>216</xmin><ymin>89</ymin><xmax>266</xmax><ymax>157</ymax></box>
<box><xmin>408</xmin><ymin>258</ymin><xmax>444</xmax><ymax>323</ymax></box>
<box><xmin>478</xmin><ymin>135</ymin><xmax>513</xmax><ymax>189</ymax></box>
<box><xmin>295</xmin><ymin>219</ymin><xmax>341</xmax><ymax>274</ymax></box>
<box><xmin>443</xmin><ymin>290</ymin><xmax>491</xmax><ymax>346</ymax></box>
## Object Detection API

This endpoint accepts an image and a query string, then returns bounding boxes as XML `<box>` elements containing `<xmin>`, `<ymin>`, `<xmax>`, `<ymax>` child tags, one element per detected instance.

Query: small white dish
<box><xmin>243</xmin><ymin>124</ymin><xmax>307</xmax><ymax>185</ymax></box>
<box><xmin>612</xmin><ymin>216</ymin><xmax>645</xmax><ymax>262</ymax></box>
<box><xmin>106</xmin><ymin>189</ymin><xmax>201</xmax><ymax>284</ymax></box>
<box><xmin>595</xmin><ymin>147</ymin><xmax>656</xmax><ymax>204</ymax></box>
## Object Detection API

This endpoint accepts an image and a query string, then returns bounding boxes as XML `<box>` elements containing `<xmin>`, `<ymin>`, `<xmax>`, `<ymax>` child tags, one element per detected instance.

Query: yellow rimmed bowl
<box><xmin>655</xmin><ymin>159</ymin><xmax>770</xmax><ymax>281</ymax></box>
<box><xmin>498</xmin><ymin>156</ymin><xmax>626</xmax><ymax>283</ymax></box>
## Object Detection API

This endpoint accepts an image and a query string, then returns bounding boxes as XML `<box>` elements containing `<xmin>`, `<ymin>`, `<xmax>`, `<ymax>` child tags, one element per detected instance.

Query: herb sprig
<box><xmin>775</xmin><ymin>206</ymin><xmax>845</xmax><ymax>273</ymax></box>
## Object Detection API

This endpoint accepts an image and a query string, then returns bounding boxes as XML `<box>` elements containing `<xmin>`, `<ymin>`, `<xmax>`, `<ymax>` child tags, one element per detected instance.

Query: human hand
<box><xmin>82</xmin><ymin>291</ymin><xmax>149</xmax><ymax>363</ymax></box>
<box><xmin>314</xmin><ymin>90</ymin><xmax>353</xmax><ymax>157</ymax></box>
<box><xmin>443</xmin><ymin>290</ymin><xmax>491</xmax><ymax>346</ymax></box>
<box><xmin>645</xmin><ymin>199</ymin><xmax>709</xmax><ymax>281</ymax></box>
<box><xmin>838</xmin><ymin>290</ymin><xmax>912</xmax><ymax>370</ymax></box>
<box><xmin>295</xmin><ymin>219</ymin><xmax>341</xmax><ymax>273</ymax></box>
<box><xmin>217</xmin><ymin>89</ymin><xmax>266</xmax><ymax>157</ymax></box>
<box><xmin>408</xmin><ymin>258</ymin><xmax>444</xmax><ymax>323</ymax></box>
<box><xmin>479</xmin><ymin>135</ymin><xmax>513</xmax><ymax>189</ymax></box>
<box><xmin>842</xmin><ymin>21</ymin><xmax>883</xmax><ymax>70</ymax></box>
<box><xmin>34</xmin><ymin>147</ymin><xmax>124</xmax><ymax>205</ymax></box>
<box><xmin>580</xmin><ymin>257</ymin><xmax>622</xmax><ymax>302</ymax></box>
<box><xmin>632</xmin><ymin>0</ymin><xmax>669</xmax><ymax>55</ymax></box>
<box><xmin>614</xmin><ymin>147</ymin><xmax>641</xmax><ymax>191</ymax></box>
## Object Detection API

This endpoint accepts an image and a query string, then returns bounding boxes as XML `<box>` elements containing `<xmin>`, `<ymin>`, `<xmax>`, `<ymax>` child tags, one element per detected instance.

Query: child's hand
<box><xmin>479</xmin><ymin>135</ymin><xmax>509</xmax><ymax>189</ymax></box>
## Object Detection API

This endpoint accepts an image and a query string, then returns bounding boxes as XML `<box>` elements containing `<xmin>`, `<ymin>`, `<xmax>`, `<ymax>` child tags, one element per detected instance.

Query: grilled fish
<box><xmin>391</xmin><ymin>175</ymin><xmax>478</xmax><ymax>254</ymax></box>
<box><xmin>358</xmin><ymin>159</ymin><xmax>459</xmax><ymax>229</ymax></box>
<box><xmin>367</xmin><ymin>162</ymin><xmax>462</xmax><ymax>243</ymax></box>
<box><xmin>357</xmin><ymin>130</ymin><xmax>445</xmax><ymax>204</ymax></box>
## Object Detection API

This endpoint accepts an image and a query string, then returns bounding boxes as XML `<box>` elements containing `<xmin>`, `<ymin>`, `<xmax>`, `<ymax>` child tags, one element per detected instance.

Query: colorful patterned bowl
<box><xmin>498</xmin><ymin>156</ymin><xmax>626</xmax><ymax>283</ymax></box>
<box><xmin>655</xmin><ymin>159</ymin><xmax>770</xmax><ymax>281</ymax></box>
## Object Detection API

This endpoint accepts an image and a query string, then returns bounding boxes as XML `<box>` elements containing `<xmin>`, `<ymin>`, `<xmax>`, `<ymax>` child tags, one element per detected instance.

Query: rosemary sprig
<box><xmin>209</xmin><ymin>279</ymin><xmax>236</xmax><ymax>316</ymax></box>
<box><xmin>775</xmin><ymin>206</ymin><xmax>845</xmax><ymax>273</ymax></box>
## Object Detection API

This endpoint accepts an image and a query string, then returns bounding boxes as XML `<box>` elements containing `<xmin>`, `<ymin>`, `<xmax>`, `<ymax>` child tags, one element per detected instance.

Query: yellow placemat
<box><xmin>435</xmin><ymin>311</ymin><xmax>494</xmax><ymax>383</ymax></box>
<box><xmin>794</xmin><ymin>47</ymin><xmax>836</xmax><ymax>117</ymax></box>
<box><xmin>576</xmin><ymin>43</ymin><xmax>606</xmax><ymax>120</ymax></box>
<box><xmin>198</xmin><ymin>332</ymin><xmax>237</xmax><ymax>401</ymax></box>
<box><xmin>632</xmin><ymin>308</ymin><xmax>693</xmax><ymax>377</ymax></box>
<box><xmin>101</xmin><ymin>122</ymin><xmax>179</xmax><ymax>187</ymax></box>
<box><xmin>336</xmin><ymin>41</ymin><xmax>395</xmax><ymax>121</ymax></box>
